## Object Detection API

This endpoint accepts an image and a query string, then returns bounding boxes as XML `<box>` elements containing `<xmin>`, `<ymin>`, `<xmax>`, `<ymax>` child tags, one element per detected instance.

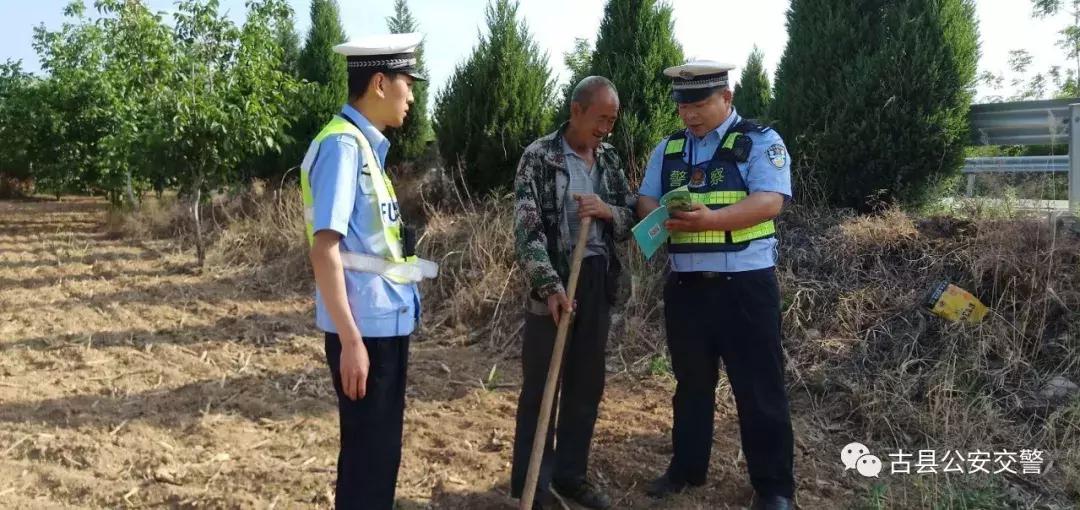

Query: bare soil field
<box><xmin>0</xmin><ymin>197</ymin><xmax>1074</xmax><ymax>509</ymax></box>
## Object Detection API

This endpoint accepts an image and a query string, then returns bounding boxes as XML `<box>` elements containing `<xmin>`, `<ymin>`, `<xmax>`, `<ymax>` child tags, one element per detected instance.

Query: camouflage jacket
<box><xmin>514</xmin><ymin>123</ymin><xmax>635</xmax><ymax>308</ymax></box>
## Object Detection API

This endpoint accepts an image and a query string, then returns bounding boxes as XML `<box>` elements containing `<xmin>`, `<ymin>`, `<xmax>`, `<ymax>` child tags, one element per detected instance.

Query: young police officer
<box><xmin>302</xmin><ymin>33</ymin><xmax>437</xmax><ymax>510</ymax></box>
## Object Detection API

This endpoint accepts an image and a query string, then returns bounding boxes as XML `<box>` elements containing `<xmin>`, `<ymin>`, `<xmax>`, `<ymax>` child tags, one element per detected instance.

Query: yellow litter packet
<box><xmin>924</xmin><ymin>281</ymin><xmax>988</xmax><ymax>324</ymax></box>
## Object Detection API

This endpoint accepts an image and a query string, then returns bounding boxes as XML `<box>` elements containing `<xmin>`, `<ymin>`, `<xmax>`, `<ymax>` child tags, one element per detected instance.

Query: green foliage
<box><xmin>554</xmin><ymin>37</ymin><xmax>593</xmax><ymax>125</ymax></box>
<box><xmin>294</xmin><ymin>0</ymin><xmax>347</xmax><ymax>169</ymax></box>
<box><xmin>0</xmin><ymin>60</ymin><xmax>37</xmax><ymax>185</ymax></box>
<box><xmin>648</xmin><ymin>354</ymin><xmax>671</xmax><ymax>377</ymax></box>
<box><xmin>243</xmin><ymin>5</ymin><xmax>309</xmax><ymax>185</ymax></box>
<box><xmin>589</xmin><ymin>0</ymin><xmax>684</xmax><ymax>182</ymax></box>
<box><xmin>95</xmin><ymin>0</ymin><xmax>177</xmax><ymax>203</ymax></box>
<box><xmin>298</xmin><ymin>0</ymin><xmax>346</xmax><ymax>91</ymax></box>
<box><xmin>732</xmin><ymin>46</ymin><xmax>771</xmax><ymax>120</ymax></box>
<box><xmin>1027</xmin><ymin>1</ymin><xmax>1080</xmax><ymax>98</ymax></box>
<box><xmin>153</xmin><ymin>0</ymin><xmax>296</xmax><ymax>190</ymax></box>
<box><xmin>857</xmin><ymin>482</ymin><xmax>888</xmax><ymax>510</ymax></box>
<box><xmin>275</xmin><ymin>14</ymin><xmax>301</xmax><ymax>76</ymax></box>
<box><xmin>385</xmin><ymin>0</ymin><xmax>432</xmax><ymax>166</ymax></box>
<box><xmin>772</xmin><ymin>0</ymin><xmax>979</xmax><ymax>211</ymax></box>
<box><xmin>979</xmin><ymin>49</ymin><xmax>1076</xmax><ymax>102</ymax></box>
<box><xmin>10</xmin><ymin>0</ymin><xmax>301</xmax><ymax>263</ymax></box>
<box><xmin>433</xmin><ymin>0</ymin><xmax>554</xmax><ymax>194</ymax></box>
<box><xmin>980</xmin><ymin>2</ymin><xmax>1080</xmax><ymax>100</ymax></box>
<box><xmin>16</xmin><ymin>0</ymin><xmax>299</xmax><ymax>205</ymax></box>
<box><xmin>29</xmin><ymin>3</ymin><xmax>118</xmax><ymax>198</ymax></box>
<box><xmin>1032</xmin><ymin>0</ymin><xmax>1065</xmax><ymax>16</ymax></box>
<box><xmin>153</xmin><ymin>0</ymin><xmax>299</xmax><ymax>263</ymax></box>
<box><xmin>932</xmin><ymin>483</ymin><xmax>1008</xmax><ymax>510</ymax></box>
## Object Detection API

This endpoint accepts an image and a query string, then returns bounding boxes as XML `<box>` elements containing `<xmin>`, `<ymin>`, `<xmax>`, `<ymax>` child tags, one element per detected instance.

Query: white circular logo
<box><xmin>856</xmin><ymin>455</ymin><xmax>883</xmax><ymax>478</ymax></box>
<box><xmin>841</xmin><ymin>442</ymin><xmax>869</xmax><ymax>470</ymax></box>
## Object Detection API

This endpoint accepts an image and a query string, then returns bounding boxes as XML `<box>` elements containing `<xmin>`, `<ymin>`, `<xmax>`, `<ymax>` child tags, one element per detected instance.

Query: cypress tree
<box><xmin>275</xmin><ymin>14</ymin><xmax>301</xmax><ymax>76</ymax></box>
<box><xmin>385</xmin><ymin>0</ymin><xmax>431</xmax><ymax>166</ymax></box>
<box><xmin>296</xmin><ymin>0</ymin><xmax>347</xmax><ymax>144</ymax></box>
<box><xmin>772</xmin><ymin>0</ymin><xmax>979</xmax><ymax>210</ymax></box>
<box><xmin>589</xmin><ymin>0</ymin><xmax>684</xmax><ymax>182</ymax></box>
<box><xmin>433</xmin><ymin>0</ymin><xmax>554</xmax><ymax>194</ymax></box>
<box><xmin>732</xmin><ymin>45</ymin><xmax>771</xmax><ymax>120</ymax></box>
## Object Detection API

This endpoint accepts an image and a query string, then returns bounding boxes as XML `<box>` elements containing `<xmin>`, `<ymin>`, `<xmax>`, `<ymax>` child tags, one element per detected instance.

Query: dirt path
<box><xmin>0</xmin><ymin>198</ymin><xmax>845</xmax><ymax>509</ymax></box>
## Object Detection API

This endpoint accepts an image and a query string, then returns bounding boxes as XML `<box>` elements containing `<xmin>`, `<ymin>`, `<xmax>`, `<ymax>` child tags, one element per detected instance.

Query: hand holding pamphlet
<box><xmin>632</xmin><ymin>186</ymin><xmax>694</xmax><ymax>259</ymax></box>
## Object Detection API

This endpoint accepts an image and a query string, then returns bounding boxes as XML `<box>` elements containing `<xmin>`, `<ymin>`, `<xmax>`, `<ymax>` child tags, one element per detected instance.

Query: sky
<box><xmin>0</xmin><ymin>0</ymin><xmax>1074</xmax><ymax>103</ymax></box>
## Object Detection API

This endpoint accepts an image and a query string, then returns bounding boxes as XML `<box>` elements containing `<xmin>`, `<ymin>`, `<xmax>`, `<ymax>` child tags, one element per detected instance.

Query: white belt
<box><xmin>340</xmin><ymin>251</ymin><xmax>439</xmax><ymax>283</ymax></box>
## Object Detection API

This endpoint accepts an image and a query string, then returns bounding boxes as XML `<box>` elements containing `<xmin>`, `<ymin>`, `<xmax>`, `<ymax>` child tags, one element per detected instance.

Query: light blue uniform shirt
<box><xmin>308</xmin><ymin>104</ymin><xmax>420</xmax><ymax>338</ymax></box>
<box><xmin>639</xmin><ymin>108</ymin><xmax>792</xmax><ymax>272</ymax></box>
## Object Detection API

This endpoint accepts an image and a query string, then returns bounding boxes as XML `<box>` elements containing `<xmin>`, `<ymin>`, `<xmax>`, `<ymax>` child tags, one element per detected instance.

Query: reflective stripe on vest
<box><xmin>300</xmin><ymin>115</ymin><xmax>438</xmax><ymax>283</ymax></box>
<box><xmin>667</xmin><ymin>189</ymin><xmax>777</xmax><ymax>246</ymax></box>
<box><xmin>662</xmin><ymin>130</ymin><xmax>775</xmax><ymax>252</ymax></box>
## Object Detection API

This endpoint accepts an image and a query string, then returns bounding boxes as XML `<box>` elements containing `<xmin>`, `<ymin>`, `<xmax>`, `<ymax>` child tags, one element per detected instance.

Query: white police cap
<box><xmin>663</xmin><ymin>60</ymin><xmax>735</xmax><ymax>103</ymax></box>
<box><xmin>333</xmin><ymin>32</ymin><xmax>426</xmax><ymax>81</ymax></box>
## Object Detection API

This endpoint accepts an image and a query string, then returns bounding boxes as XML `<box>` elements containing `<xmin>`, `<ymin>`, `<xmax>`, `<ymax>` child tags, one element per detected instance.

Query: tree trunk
<box><xmin>125</xmin><ymin>168</ymin><xmax>139</xmax><ymax>211</ymax></box>
<box><xmin>193</xmin><ymin>182</ymin><xmax>205</xmax><ymax>268</ymax></box>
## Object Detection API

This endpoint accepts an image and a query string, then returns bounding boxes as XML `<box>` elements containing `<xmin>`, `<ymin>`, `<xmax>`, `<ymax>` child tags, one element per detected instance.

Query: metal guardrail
<box><xmin>963</xmin><ymin>156</ymin><xmax>1068</xmax><ymax>174</ymax></box>
<box><xmin>968</xmin><ymin>99</ymin><xmax>1072</xmax><ymax>146</ymax></box>
<box><xmin>965</xmin><ymin>99</ymin><xmax>1080</xmax><ymax>210</ymax></box>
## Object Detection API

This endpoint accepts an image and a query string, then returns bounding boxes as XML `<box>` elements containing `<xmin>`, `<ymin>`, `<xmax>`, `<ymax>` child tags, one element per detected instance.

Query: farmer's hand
<box><xmin>546</xmin><ymin>291</ymin><xmax>574</xmax><ymax>325</ymax></box>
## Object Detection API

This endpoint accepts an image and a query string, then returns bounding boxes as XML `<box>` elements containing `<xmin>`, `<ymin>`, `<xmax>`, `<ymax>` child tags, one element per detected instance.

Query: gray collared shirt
<box><xmin>559</xmin><ymin>136</ymin><xmax>607</xmax><ymax>258</ymax></box>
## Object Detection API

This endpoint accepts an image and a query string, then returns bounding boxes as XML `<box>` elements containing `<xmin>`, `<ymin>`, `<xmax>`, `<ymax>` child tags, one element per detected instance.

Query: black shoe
<box><xmin>752</xmin><ymin>494</ymin><xmax>795</xmax><ymax>510</ymax></box>
<box><xmin>644</xmin><ymin>473</ymin><xmax>687</xmax><ymax>499</ymax></box>
<box><xmin>552</xmin><ymin>479</ymin><xmax>612</xmax><ymax>510</ymax></box>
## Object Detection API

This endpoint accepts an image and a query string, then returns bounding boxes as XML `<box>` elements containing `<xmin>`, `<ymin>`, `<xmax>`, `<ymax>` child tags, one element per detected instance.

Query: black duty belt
<box><xmin>671</xmin><ymin>267</ymin><xmax>774</xmax><ymax>283</ymax></box>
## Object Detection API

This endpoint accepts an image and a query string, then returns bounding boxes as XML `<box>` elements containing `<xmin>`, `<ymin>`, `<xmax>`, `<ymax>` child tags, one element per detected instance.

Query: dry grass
<box><xmin>417</xmin><ymin>196</ymin><xmax>521</xmax><ymax>350</ymax></box>
<box><xmin>102</xmin><ymin>184</ymin><xmax>311</xmax><ymax>293</ymax></box>
<box><xmin>362</xmin><ymin>179</ymin><xmax>1078</xmax><ymax>505</ymax></box>
<box><xmin>205</xmin><ymin>187</ymin><xmax>310</xmax><ymax>293</ymax></box>
<box><xmin>16</xmin><ymin>178</ymin><xmax>1080</xmax><ymax>508</ymax></box>
<box><xmin>777</xmin><ymin>204</ymin><xmax>1080</xmax><ymax>506</ymax></box>
<box><xmin>103</xmin><ymin>193</ymin><xmax>189</xmax><ymax>240</ymax></box>
<box><xmin>412</xmin><ymin>195</ymin><xmax>1080</xmax><ymax>506</ymax></box>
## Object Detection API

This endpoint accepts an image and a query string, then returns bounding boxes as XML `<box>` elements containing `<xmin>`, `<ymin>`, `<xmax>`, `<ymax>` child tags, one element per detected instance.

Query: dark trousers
<box><xmin>663</xmin><ymin>268</ymin><xmax>795</xmax><ymax>498</ymax></box>
<box><xmin>511</xmin><ymin>255</ymin><xmax>611</xmax><ymax>501</ymax></box>
<box><xmin>324</xmin><ymin>333</ymin><xmax>410</xmax><ymax>510</ymax></box>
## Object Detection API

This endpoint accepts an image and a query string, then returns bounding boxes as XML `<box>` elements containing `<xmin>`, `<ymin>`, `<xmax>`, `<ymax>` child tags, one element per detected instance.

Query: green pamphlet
<box><xmin>632</xmin><ymin>206</ymin><xmax>670</xmax><ymax>259</ymax></box>
<box><xmin>660</xmin><ymin>185</ymin><xmax>693</xmax><ymax>211</ymax></box>
<box><xmin>632</xmin><ymin>186</ymin><xmax>694</xmax><ymax>259</ymax></box>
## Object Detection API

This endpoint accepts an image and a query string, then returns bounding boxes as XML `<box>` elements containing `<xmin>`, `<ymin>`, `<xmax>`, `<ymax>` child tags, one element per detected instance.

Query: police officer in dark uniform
<box><xmin>636</xmin><ymin>60</ymin><xmax>796</xmax><ymax>510</ymax></box>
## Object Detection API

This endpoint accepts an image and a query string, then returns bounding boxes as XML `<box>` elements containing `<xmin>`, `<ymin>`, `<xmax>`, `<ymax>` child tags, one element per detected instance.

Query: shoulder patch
<box><xmin>766</xmin><ymin>143</ymin><xmax>788</xmax><ymax>169</ymax></box>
